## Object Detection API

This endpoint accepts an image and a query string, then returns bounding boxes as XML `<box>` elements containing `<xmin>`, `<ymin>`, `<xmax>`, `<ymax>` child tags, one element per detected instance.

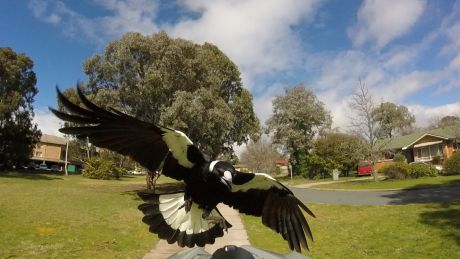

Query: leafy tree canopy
<box><xmin>308</xmin><ymin>133</ymin><xmax>367</xmax><ymax>178</ymax></box>
<box><xmin>0</xmin><ymin>47</ymin><xmax>41</xmax><ymax>167</ymax></box>
<box><xmin>432</xmin><ymin>115</ymin><xmax>460</xmax><ymax>128</ymax></box>
<box><xmin>266</xmin><ymin>85</ymin><xmax>332</xmax><ymax>175</ymax></box>
<box><xmin>77</xmin><ymin>32</ymin><xmax>260</xmax><ymax>158</ymax></box>
<box><xmin>373</xmin><ymin>102</ymin><xmax>415</xmax><ymax>139</ymax></box>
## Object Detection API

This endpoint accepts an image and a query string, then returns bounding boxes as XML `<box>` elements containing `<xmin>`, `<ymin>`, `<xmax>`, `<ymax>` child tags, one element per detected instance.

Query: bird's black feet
<box><xmin>202</xmin><ymin>210</ymin><xmax>228</xmax><ymax>232</ymax></box>
<box><xmin>178</xmin><ymin>195</ymin><xmax>193</xmax><ymax>212</ymax></box>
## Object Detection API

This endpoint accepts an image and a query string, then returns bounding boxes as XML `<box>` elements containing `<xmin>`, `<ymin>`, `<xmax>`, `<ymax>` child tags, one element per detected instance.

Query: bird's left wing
<box><xmin>50</xmin><ymin>87</ymin><xmax>205</xmax><ymax>180</ymax></box>
<box><xmin>223</xmin><ymin>172</ymin><xmax>315</xmax><ymax>253</ymax></box>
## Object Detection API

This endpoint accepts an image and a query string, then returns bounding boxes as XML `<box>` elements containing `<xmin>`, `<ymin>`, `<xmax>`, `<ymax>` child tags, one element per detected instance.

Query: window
<box><xmin>35</xmin><ymin>151</ymin><xmax>43</xmax><ymax>158</ymax></box>
<box><xmin>414</xmin><ymin>144</ymin><xmax>443</xmax><ymax>162</ymax></box>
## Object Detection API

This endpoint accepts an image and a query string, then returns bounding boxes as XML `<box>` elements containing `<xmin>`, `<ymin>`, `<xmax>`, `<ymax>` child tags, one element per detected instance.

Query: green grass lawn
<box><xmin>0</xmin><ymin>171</ymin><xmax>158</xmax><ymax>258</ymax></box>
<box><xmin>277</xmin><ymin>174</ymin><xmax>357</xmax><ymax>186</ymax></box>
<box><xmin>242</xmin><ymin>202</ymin><xmax>460</xmax><ymax>258</ymax></box>
<box><xmin>315</xmin><ymin>174</ymin><xmax>460</xmax><ymax>190</ymax></box>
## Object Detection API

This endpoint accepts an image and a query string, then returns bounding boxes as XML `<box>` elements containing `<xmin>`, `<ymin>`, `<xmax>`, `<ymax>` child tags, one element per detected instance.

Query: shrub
<box><xmin>380</xmin><ymin>162</ymin><xmax>439</xmax><ymax>179</ymax></box>
<box><xmin>443</xmin><ymin>152</ymin><xmax>460</xmax><ymax>175</ymax></box>
<box><xmin>393</xmin><ymin>153</ymin><xmax>406</xmax><ymax>163</ymax></box>
<box><xmin>408</xmin><ymin>163</ymin><xmax>439</xmax><ymax>177</ymax></box>
<box><xmin>380</xmin><ymin>162</ymin><xmax>410</xmax><ymax>179</ymax></box>
<box><xmin>82</xmin><ymin>157</ymin><xmax>124</xmax><ymax>180</ymax></box>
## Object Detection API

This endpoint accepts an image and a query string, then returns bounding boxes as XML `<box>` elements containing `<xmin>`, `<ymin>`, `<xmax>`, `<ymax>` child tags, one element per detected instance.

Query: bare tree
<box><xmin>349</xmin><ymin>80</ymin><xmax>377</xmax><ymax>151</ymax></box>
<box><xmin>239</xmin><ymin>137</ymin><xmax>282</xmax><ymax>175</ymax></box>
<box><xmin>348</xmin><ymin>80</ymin><xmax>379</xmax><ymax>181</ymax></box>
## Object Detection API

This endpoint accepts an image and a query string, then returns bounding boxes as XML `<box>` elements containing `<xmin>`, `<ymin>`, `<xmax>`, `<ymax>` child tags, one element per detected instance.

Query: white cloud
<box><xmin>408</xmin><ymin>102</ymin><xmax>460</xmax><ymax>127</ymax></box>
<box><xmin>28</xmin><ymin>0</ymin><xmax>323</xmax><ymax>91</ymax></box>
<box><xmin>449</xmin><ymin>53</ymin><xmax>460</xmax><ymax>70</ymax></box>
<box><xmin>314</xmin><ymin>50</ymin><xmax>385</xmax><ymax>92</ymax></box>
<box><xmin>33</xmin><ymin>109</ymin><xmax>64</xmax><ymax>137</ymax></box>
<box><xmin>376</xmin><ymin>71</ymin><xmax>444</xmax><ymax>103</ymax></box>
<box><xmin>252</xmin><ymin>82</ymin><xmax>286</xmax><ymax>125</ymax></box>
<box><xmin>167</xmin><ymin>0</ymin><xmax>321</xmax><ymax>87</ymax></box>
<box><xmin>28</xmin><ymin>0</ymin><xmax>159</xmax><ymax>45</ymax></box>
<box><xmin>348</xmin><ymin>0</ymin><xmax>426</xmax><ymax>49</ymax></box>
<box><xmin>27</xmin><ymin>0</ymin><xmax>460</xmax><ymax>134</ymax></box>
<box><xmin>311</xmin><ymin>49</ymin><xmax>446</xmax><ymax>130</ymax></box>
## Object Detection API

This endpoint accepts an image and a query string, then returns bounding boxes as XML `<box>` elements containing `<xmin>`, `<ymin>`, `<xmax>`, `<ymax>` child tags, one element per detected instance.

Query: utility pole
<box><xmin>65</xmin><ymin>140</ymin><xmax>69</xmax><ymax>176</ymax></box>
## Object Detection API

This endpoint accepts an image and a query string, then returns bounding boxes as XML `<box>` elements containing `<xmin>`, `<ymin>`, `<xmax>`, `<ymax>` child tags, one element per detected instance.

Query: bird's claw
<box><xmin>202</xmin><ymin>213</ymin><xmax>228</xmax><ymax>232</ymax></box>
<box><xmin>178</xmin><ymin>198</ymin><xmax>192</xmax><ymax>212</ymax></box>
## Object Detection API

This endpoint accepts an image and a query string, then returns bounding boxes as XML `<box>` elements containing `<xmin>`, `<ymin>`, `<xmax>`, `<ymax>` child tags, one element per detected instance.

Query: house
<box><xmin>375</xmin><ymin>126</ymin><xmax>459</xmax><ymax>170</ymax></box>
<box><xmin>275</xmin><ymin>159</ymin><xmax>289</xmax><ymax>175</ymax></box>
<box><xmin>31</xmin><ymin>134</ymin><xmax>67</xmax><ymax>164</ymax></box>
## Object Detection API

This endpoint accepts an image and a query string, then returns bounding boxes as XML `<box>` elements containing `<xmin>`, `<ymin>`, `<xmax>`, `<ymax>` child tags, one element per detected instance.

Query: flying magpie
<box><xmin>50</xmin><ymin>87</ymin><xmax>315</xmax><ymax>253</ymax></box>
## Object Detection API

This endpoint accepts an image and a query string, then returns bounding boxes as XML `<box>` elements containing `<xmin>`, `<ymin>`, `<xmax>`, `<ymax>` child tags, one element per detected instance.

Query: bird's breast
<box><xmin>185</xmin><ymin>172</ymin><xmax>225</xmax><ymax>208</ymax></box>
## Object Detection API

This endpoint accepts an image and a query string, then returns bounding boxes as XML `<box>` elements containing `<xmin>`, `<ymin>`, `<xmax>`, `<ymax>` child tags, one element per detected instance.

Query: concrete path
<box><xmin>143</xmin><ymin>204</ymin><xmax>250</xmax><ymax>259</ymax></box>
<box><xmin>290</xmin><ymin>183</ymin><xmax>460</xmax><ymax>205</ymax></box>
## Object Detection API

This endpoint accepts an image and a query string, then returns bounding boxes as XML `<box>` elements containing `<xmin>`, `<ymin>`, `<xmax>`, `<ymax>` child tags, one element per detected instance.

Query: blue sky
<box><xmin>2</xmin><ymin>0</ymin><xmax>460</xmax><ymax>136</ymax></box>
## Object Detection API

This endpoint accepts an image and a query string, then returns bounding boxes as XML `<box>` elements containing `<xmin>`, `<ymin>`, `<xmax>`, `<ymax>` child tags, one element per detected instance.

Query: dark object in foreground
<box><xmin>51</xmin><ymin>87</ymin><xmax>315</xmax><ymax>252</ymax></box>
<box><xmin>167</xmin><ymin>245</ymin><xmax>309</xmax><ymax>259</ymax></box>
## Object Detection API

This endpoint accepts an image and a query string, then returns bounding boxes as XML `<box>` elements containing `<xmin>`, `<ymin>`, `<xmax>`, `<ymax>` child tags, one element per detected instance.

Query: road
<box><xmin>290</xmin><ymin>184</ymin><xmax>460</xmax><ymax>205</ymax></box>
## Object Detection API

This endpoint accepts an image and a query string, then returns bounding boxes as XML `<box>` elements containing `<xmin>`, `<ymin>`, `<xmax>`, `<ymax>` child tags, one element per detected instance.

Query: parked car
<box><xmin>36</xmin><ymin>164</ymin><xmax>49</xmax><ymax>171</ymax></box>
<box><xmin>357</xmin><ymin>161</ymin><xmax>372</xmax><ymax>176</ymax></box>
<box><xmin>128</xmin><ymin>169</ymin><xmax>145</xmax><ymax>175</ymax></box>
<box><xmin>50</xmin><ymin>165</ymin><xmax>61</xmax><ymax>172</ymax></box>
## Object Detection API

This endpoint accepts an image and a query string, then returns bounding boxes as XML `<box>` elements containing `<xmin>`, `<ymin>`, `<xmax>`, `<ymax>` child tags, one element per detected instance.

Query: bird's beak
<box><xmin>221</xmin><ymin>178</ymin><xmax>232</xmax><ymax>191</ymax></box>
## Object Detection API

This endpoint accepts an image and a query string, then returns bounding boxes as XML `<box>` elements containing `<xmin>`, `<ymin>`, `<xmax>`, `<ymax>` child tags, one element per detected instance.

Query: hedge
<box><xmin>380</xmin><ymin>162</ymin><xmax>438</xmax><ymax>179</ymax></box>
<box><xmin>443</xmin><ymin>152</ymin><xmax>460</xmax><ymax>175</ymax></box>
<box><xmin>82</xmin><ymin>157</ymin><xmax>124</xmax><ymax>180</ymax></box>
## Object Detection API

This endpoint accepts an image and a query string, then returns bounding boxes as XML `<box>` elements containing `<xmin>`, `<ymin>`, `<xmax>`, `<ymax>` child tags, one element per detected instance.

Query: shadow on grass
<box><xmin>0</xmin><ymin>171</ymin><xmax>63</xmax><ymax>180</ymax></box>
<box><xmin>419</xmin><ymin>203</ymin><xmax>460</xmax><ymax>246</ymax></box>
<box><xmin>405</xmin><ymin>178</ymin><xmax>460</xmax><ymax>190</ymax></box>
<box><xmin>383</xmin><ymin>180</ymin><xmax>460</xmax><ymax>205</ymax></box>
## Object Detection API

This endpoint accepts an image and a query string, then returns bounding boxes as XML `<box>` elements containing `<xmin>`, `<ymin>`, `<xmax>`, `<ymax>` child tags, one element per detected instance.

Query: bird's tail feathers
<box><xmin>137</xmin><ymin>191</ymin><xmax>231</xmax><ymax>248</ymax></box>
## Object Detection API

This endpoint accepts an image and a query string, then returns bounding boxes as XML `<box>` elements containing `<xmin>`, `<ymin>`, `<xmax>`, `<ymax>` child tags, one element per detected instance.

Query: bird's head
<box><xmin>209</xmin><ymin>161</ymin><xmax>235</xmax><ymax>191</ymax></box>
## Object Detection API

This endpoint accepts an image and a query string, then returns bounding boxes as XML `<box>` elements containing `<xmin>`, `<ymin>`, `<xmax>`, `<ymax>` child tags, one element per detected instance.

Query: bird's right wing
<box><xmin>50</xmin><ymin>87</ymin><xmax>206</xmax><ymax>180</ymax></box>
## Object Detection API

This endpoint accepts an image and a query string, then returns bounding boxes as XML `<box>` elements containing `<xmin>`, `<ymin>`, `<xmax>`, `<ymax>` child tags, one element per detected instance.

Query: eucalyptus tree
<box><xmin>81</xmin><ymin>32</ymin><xmax>260</xmax><ymax>159</ymax></box>
<box><xmin>0</xmin><ymin>47</ymin><xmax>41</xmax><ymax>168</ymax></box>
<box><xmin>309</xmin><ymin>133</ymin><xmax>367</xmax><ymax>178</ymax></box>
<box><xmin>373</xmin><ymin>102</ymin><xmax>415</xmax><ymax>138</ymax></box>
<box><xmin>266</xmin><ymin>85</ymin><xmax>332</xmax><ymax>175</ymax></box>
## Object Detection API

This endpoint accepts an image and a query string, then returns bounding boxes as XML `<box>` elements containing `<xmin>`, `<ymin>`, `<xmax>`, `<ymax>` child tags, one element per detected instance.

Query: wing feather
<box><xmin>224</xmin><ymin>172</ymin><xmax>314</xmax><ymax>253</ymax></box>
<box><xmin>50</xmin><ymin>87</ymin><xmax>206</xmax><ymax>179</ymax></box>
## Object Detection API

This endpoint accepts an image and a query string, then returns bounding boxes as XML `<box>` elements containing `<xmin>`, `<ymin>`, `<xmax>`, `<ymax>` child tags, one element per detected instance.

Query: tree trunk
<box><xmin>371</xmin><ymin>159</ymin><xmax>379</xmax><ymax>182</ymax></box>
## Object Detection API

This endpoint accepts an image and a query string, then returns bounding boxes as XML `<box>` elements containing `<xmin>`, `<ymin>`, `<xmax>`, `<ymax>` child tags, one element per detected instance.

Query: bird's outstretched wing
<box><xmin>223</xmin><ymin>172</ymin><xmax>315</xmax><ymax>253</ymax></box>
<box><xmin>49</xmin><ymin>87</ymin><xmax>205</xmax><ymax>180</ymax></box>
<box><xmin>138</xmin><ymin>190</ymin><xmax>231</xmax><ymax>248</ymax></box>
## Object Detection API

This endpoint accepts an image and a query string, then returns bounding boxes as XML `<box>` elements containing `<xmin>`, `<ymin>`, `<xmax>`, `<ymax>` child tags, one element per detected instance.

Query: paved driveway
<box><xmin>290</xmin><ymin>184</ymin><xmax>460</xmax><ymax>205</ymax></box>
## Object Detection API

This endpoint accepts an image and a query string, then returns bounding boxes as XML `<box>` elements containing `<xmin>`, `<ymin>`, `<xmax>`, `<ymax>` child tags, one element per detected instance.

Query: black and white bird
<box><xmin>51</xmin><ymin>87</ymin><xmax>315</xmax><ymax>253</ymax></box>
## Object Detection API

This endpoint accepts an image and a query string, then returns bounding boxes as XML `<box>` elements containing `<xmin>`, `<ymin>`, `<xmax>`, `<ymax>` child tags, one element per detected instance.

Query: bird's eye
<box><xmin>223</xmin><ymin>170</ymin><xmax>232</xmax><ymax>181</ymax></box>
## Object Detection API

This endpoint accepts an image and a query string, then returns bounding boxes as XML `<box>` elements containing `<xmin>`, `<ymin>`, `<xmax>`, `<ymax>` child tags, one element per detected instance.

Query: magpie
<box><xmin>50</xmin><ymin>87</ymin><xmax>315</xmax><ymax>253</ymax></box>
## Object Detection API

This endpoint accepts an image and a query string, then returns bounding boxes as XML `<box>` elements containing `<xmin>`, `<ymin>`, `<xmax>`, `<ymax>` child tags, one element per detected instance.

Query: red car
<box><xmin>357</xmin><ymin>161</ymin><xmax>372</xmax><ymax>176</ymax></box>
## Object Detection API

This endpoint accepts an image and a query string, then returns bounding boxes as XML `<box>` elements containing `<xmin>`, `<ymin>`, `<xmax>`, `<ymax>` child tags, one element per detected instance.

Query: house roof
<box><xmin>40</xmin><ymin>134</ymin><xmax>66</xmax><ymax>146</ymax></box>
<box><xmin>376</xmin><ymin>126</ymin><xmax>459</xmax><ymax>151</ymax></box>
